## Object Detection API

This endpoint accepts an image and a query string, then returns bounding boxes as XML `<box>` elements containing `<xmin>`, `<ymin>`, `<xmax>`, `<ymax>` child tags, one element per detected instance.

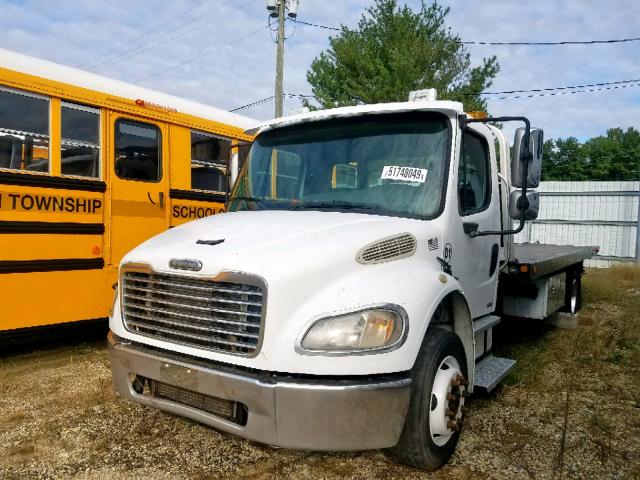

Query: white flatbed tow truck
<box><xmin>107</xmin><ymin>90</ymin><xmax>596</xmax><ymax>471</ymax></box>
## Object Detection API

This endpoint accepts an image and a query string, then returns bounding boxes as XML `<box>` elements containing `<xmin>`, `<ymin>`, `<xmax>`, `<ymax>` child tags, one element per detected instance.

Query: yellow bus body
<box><xmin>0</xmin><ymin>49</ymin><xmax>254</xmax><ymax>333</ymax></box>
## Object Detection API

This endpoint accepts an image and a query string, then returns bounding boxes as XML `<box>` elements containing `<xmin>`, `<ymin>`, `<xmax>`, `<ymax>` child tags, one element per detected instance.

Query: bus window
<box><xmin>115</xmin><ymin>119</ymin><xmax>161</xmax><ymax>182</ymax></box>
<box><xmin>237</xmin><ymin>143</ymin><xmax>251</xmax><ymax>173</ymax></box>
<box><xmin>0</xmin><ymin>87</ymin><xmax>49</xmax><ymax>173</ymax></box>
<box><xmin>61</xmin><ymin>102</ymin><xmax>100</xmax><ymax>178</ymax></box>
<box><xmin>275</xmin><ymin>151</ymin><xmax>303</xmax><ymax>198</ymax></box>
<box><xmin>191</xmin><ymin>131</ymin><xmax>231</xmax><ymax>192</ymax></box>
<box><xmin>332</xmin><ymin>162</ymin><xmax>358</xmax><ymax>189</ymax></box>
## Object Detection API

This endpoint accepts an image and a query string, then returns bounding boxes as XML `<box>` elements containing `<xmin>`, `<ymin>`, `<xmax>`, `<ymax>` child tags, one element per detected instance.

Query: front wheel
<box><xmin>390</xmin><ymin>328</ymin><xmax>469</xmax><ymax>471</ymax></box>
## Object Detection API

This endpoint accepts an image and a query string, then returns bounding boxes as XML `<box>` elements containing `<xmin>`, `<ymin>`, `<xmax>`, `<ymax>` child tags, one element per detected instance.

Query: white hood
<box><xmin>114</xmin><ymin>209</ymin><xmax>450</xmax><ymax>375</ymax></box>
<box><xmin>124</xmin><ymin>210</ymin><xmax>428</xmax><ymax>280</ymax></box>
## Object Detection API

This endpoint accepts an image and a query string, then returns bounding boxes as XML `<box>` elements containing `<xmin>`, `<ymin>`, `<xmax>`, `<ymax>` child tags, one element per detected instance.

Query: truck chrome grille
<box><xmin>121</xmin><ymin>271</ymin><xmax>264</xmax><ymax>356</ymax></box>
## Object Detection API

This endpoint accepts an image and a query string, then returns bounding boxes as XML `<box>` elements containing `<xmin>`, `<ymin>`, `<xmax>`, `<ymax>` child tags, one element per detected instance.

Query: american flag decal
<box><xmin>428</xmin><ymin>237</ymin><xmax>439</xmax><ymax>251</ymax></box>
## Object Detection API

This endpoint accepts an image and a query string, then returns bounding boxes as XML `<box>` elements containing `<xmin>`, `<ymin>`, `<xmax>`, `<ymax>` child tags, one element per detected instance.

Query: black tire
<box><xmin>389</xmin><ymin>327</ymin><xmax>468</xmax><ymax>471</ymax></box>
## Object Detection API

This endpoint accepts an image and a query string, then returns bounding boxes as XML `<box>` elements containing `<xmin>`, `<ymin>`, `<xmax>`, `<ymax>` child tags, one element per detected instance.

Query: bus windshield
<box><xmin>228</xmin><ymin>112</ymin><xmax>450</xmax><ymax>219</ymax></box>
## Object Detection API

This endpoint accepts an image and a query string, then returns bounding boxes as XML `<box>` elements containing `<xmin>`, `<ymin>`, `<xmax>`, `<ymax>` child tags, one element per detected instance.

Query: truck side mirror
<box><xmin>509</xmin><ymin>190</ymin><xmax>539</xmax><ymax>220</ymax></box>
<box><xmin>511</xmin><ymin>127</ymin><xmax>544</xmax><ymax>188</ymax></box>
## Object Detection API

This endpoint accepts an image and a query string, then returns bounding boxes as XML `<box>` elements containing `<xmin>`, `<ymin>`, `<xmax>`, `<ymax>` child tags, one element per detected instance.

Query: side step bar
<box><xmin>472</xmin><ymin>315</ymin><xmax>517</xmax><ymax>392</ymax></box>
<box><xmin>473</xmin><ymin>314</ymin><xmax>500</xmax><ymax>335</ymax></box>
<box><xmin>474</xmin><ymin>355</ymin><xmax>516</xmax><ymax>392</ymax></box>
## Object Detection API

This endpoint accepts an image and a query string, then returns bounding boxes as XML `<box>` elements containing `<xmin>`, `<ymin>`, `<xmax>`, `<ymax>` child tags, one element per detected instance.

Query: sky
<box><xmin>1</xmin><ymin>0</ymin><xmax>639</xmax><ymax>142</ymax></box>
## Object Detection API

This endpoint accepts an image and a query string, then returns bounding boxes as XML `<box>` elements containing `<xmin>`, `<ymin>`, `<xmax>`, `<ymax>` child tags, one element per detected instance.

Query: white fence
<box><xmin>515</xmin><ymin>181</ymin><xmax>640</xmax><ymax>267</ymax></box>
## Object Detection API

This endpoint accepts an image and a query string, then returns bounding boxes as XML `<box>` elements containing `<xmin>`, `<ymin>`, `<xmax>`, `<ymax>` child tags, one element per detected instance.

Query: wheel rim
<box><xmin>429</xmin><ymin>355</ymin><xmax>467</xmax><ymax>447</ymax></box>
<box><xmin>569</xmin><ymin>278</ymin><xmax>578</xmax><ymax>313</ymax></box>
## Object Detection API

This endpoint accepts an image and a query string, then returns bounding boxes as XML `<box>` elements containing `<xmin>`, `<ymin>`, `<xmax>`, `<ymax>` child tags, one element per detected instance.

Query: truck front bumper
<box><xmin>108</xmin><ymin>332</ymin><xmax>412</xmax><ymax>450</ymax></box>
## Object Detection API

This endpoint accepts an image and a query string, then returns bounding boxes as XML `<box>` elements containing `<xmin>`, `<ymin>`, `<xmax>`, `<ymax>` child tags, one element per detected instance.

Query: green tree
<box><xmin>541</xmin><ymin>127</ymin><xmax>640</xmax><ymax>181</ymax></box>
<box><xmin>305</xmin><ymin>0</ymin><xmax>499</xmax><ymax>112</ymax></box>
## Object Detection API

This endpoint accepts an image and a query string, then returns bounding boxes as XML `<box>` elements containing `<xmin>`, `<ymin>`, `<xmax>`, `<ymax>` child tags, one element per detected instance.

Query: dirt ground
<box><xmin>1</xmin><ymin>266</ymin><xmax>639</xmax><ymax>480</ymax></box>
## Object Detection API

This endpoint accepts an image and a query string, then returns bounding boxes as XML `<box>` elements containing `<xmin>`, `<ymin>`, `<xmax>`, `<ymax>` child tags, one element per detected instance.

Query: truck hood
<box><xmin>124</xmin><ymin>210</ymin><xmax>432</xmax><ymax>280</ymax></box>
<box><xmin>114</xmin><ymin>209</ymin><xmax>452</xmax><ymax>375</ymax></box>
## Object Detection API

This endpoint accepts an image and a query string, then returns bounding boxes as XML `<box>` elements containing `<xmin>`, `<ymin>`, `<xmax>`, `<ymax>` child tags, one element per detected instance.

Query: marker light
<box><xmin>300</xmin><ymin>308</ymin><xmax>406</xmax><ymax>353</ymax></box>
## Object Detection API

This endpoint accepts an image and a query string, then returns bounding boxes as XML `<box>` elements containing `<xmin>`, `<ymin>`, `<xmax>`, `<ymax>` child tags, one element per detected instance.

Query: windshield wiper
<box><xmin>289</xmin><ymin>201</ymin><xmax>375</xmax><ymax>211</ymax></box>
<box><xmin>230</xmin><ymin>196</ymin><xmax>267</xmax><ymax>202</ymax></box>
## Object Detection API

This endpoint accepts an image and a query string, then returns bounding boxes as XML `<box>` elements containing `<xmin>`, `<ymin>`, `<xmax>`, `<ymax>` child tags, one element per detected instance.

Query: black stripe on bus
<box><xmin>0</xmin><ymin>258</ymin><xmax>104</xmax><ymax>274</ymax></box>
<box><xmin>169</xmin><ymin>189</ymin><xmax>226</xmax><ymax>203</ymax></box>
<box><xmin>0</xmin><ymin>221</ymin><xmax>105</xmax><ymax>235</ymax></box>
<box><xmin>0</xmin><ymin>171</ymin><xmax>106</xmax><ymax>192</ymax></box>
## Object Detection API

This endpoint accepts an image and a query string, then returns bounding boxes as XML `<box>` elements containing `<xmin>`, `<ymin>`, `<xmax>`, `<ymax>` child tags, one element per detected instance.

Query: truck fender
<box><xmin>415</xmin><ymin>275</ymin><xmax>475</xmax><ymax>390</ymax></box>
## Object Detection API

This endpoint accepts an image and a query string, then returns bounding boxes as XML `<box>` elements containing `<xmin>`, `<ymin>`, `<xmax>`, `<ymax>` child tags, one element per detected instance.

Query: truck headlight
<box><xmin>299</xmin><ymin>307</ymin><xmax>407</xmax><ymax>354</ymax></box>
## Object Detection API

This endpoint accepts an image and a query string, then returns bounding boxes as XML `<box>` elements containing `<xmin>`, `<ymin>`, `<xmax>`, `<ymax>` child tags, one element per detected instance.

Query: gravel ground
<box><xmin>1</xmin><ymin>266</ymin><xmax>639</xmax><ymax>479</ymax></box>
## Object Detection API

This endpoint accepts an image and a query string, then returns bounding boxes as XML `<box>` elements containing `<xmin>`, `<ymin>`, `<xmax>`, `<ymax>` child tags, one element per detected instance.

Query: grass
<box><xmin>494</xmin><ymin>264</ymin><xmax>640</xmax><ymax>389</ymax></box>
<box><xmin>1</xmin><ymin>265</ymin><xmax>638</xmax><ymax>479</ymax></box>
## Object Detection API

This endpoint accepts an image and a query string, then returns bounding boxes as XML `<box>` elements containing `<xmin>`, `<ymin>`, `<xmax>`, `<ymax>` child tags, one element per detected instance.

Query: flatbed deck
<box><xmin>505</xmin><ymin>243</ymin><xmax>598</xmax><ymax>280</ymax></box>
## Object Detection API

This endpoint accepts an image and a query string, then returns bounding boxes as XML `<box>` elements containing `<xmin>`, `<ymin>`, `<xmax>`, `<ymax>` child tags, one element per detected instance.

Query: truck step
<box><xmin>473</xmin><ymin>315</ymin><xmax>501</xmax><ymax>335</ymax></box>
<box><xmin>474</xmin><ymin>355</ymin><xmax>516</xmax><ymax>392</ymax></box>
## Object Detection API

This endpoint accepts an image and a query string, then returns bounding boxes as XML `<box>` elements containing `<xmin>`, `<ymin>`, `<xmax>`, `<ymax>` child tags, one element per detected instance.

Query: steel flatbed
<box><xmin>504</xmin><ymin>243</ymin><xmax>599</xmax><ymax>280</ymax></box>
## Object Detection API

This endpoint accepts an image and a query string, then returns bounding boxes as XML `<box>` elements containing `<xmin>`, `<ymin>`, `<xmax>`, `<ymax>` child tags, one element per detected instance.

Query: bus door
<box><xmin>108</xmin><ymin>114</ymin><xmax>168</xmax><ymax>266</ymax></box>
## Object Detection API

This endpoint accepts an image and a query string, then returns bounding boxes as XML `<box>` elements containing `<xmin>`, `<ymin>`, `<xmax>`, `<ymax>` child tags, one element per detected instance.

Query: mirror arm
<box><xmin>458</xmin><ymin>115</ymin><xmax>531</xmax><ymax>237</ymax></box>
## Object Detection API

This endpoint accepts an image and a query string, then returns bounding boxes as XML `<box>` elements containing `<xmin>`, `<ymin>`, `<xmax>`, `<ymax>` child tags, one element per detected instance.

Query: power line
<box><xmin>287</xmin><ymin>78</ymin><xmax>640</xmax><ymax>100</ymax></box>
<box><xmin>230</xmin><ymin>92</ymin><xmax>308</xmax><ymax>112</ymax></box>
<box><xmin>490</xmin><ymin>80</ymin><xmax>640</xmax><ymax>100</ymax></box>
<box><xmin>291</xmin><ymin>19</ymin><xmax>640</xmax><ymax>46</ymax></box>
<box><xmin>230</xmin><ymin>95</ymin><xmax>276</xmax><ymax>112</ymax></box>
<box><xmin>135</xmin><ymin>24</ymin><xmax>269</xmax><ymax>83</ymax></box>
<box><xmin>463</xmin><ymin>37</ymin><xmax>640</xmax><ymax>46</ymax></box>
<box><xmin>473</xmin><ymin>78</ymin><xmax>640</xmax><ymax>96</ymax></box>
<box><xmin>86</xmin><ymin>0</ymin><xmax>255</xmax><ymax>72</ymax></box>
<box><xmin>75</xmin><ymin>0</ymin><xmax>212</xmax><ymax>68</ymax></box>
<box><xmin>291</xmin><ymin>19</ymin><xmax>341</xmax><ymax>31</ymax></box>
<box><xmin>232</xmin><ymin>79</ymin><xmax>640</xmax><ymax>112</ymax></box>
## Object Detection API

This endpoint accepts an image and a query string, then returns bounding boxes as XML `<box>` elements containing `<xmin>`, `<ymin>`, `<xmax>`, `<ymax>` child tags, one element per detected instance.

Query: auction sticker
<box><xmin>381</xmin><ymin>166</ymin><xmax>427</xmax><ymax>183</ymax></box>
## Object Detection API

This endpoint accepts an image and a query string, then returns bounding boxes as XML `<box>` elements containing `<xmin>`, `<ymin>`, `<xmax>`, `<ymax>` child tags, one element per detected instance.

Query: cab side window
<box><xmin>191</xmin><ymin>131</ymin><xmax>231</xmax><ymax>192</ymax></box>
<box><xmin>459</xmin><ymin>131</ymin><xmax>491</xmax><ymax>215</ymax></box>
<box><xmin>115</xmin><ymin>119</ymin><xmax>161</xmax><ymax>182</ymax></box>
<box><xmin>0</xmin><ymin>87</ymin><xmax>50</xmax><ymax>173</ymax></box>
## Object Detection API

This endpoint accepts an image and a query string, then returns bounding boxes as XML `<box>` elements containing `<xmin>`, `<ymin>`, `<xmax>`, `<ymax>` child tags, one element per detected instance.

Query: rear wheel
<box><xmin>390</xmin><ymin>328</ymin><xmax>469</xmax><ymax>471</ymax></box>
<box><xmin>563</xmin><ymin>266</ymin><xmax>582</xmax><ymax>314</ymax></box>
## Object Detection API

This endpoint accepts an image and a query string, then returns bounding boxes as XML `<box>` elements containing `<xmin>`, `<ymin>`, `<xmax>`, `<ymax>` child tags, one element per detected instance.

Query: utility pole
<box><xmin>274</xmin><ymin>0</ymin><xmax>285</xmax><ymax>118</ymax></box>
<box><xmin>267</xmin><ymin>0</ymin><xmax>299</xmax><ymax>118</ymax></box>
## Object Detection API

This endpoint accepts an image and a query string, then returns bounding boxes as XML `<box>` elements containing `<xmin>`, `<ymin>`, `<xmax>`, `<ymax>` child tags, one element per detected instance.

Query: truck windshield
<box><xmin>228</xmin><ymin>112</ymin><xmax>450</xmax><ymax>219</ymax></box>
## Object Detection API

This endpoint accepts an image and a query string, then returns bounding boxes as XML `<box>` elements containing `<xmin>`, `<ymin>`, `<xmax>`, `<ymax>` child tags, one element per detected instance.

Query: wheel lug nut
<box><xmin>447</xmin><ymin>420</ymin><xmax>461</xmax><ymax>432</ymax></box>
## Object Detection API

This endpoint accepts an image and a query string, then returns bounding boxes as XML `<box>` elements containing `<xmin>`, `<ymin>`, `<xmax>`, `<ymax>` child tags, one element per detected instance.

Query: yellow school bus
<box><xmin>0</xmin><ymin>48</ymin><xmax>254</xmax><ymax>334</ymax></box>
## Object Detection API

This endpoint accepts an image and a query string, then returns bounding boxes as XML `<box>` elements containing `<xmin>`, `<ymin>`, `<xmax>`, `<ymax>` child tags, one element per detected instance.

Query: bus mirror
<box><xmin>511</xmin><ymin>127</ymin><xmax>543</xmax><ymax>188</ymax></box>
<box><xmin>509</xmin><ymin>189</ymin><xmax>539</xmax><ymax>220</ymax></box>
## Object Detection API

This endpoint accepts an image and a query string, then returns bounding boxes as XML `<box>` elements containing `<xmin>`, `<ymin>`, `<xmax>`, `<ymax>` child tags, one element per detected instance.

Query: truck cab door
<box><xmin>449</xmin><ymin>125</ymin><xmax>501</xmax><ymax>318</ymax></box>
<box><xmin>107</xmin><ymin>114</ymin><xmax>168</xmax><ymax>266</ymax></box>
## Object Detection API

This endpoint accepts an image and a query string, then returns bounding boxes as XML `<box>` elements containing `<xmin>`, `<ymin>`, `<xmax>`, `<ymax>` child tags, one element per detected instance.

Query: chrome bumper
<box><xmin>108</xmin><ymin>332</ymin><xmax>412</xmax><ymax>450</ymax></box>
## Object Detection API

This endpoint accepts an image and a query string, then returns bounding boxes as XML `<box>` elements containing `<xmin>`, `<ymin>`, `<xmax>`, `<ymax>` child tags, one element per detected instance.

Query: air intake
<box><xmin>356</xmin><ymin>233</ymin><xmax>417</xmax><ymax>265</ymax></box>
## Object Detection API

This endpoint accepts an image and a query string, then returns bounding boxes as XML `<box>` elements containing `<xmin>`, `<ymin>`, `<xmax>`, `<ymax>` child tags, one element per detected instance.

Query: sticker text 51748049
<box><xmin>381</xmin><ymin>166</ymin><xmax>428</xmax><ymax>183</ymax></box>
